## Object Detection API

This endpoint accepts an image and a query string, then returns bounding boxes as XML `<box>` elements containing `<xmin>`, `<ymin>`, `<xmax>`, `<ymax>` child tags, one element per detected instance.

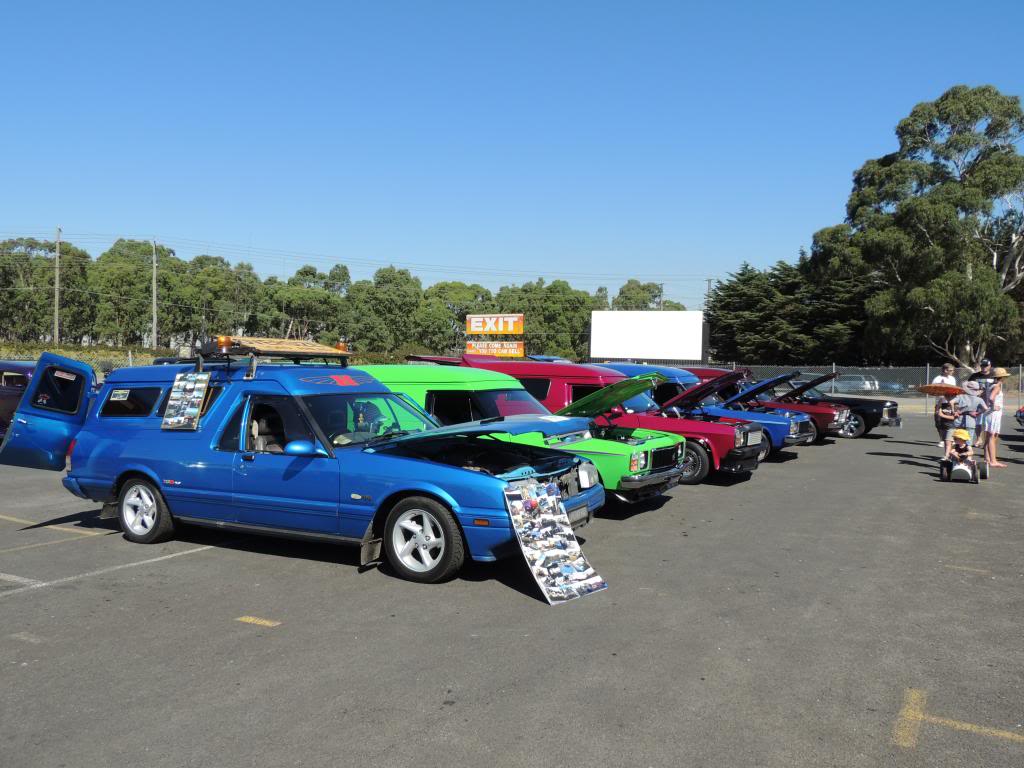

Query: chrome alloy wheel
<box><xmin>122</xmin><ymin>484</ymin><xmax>158</xmax><ymax>536</ymax></box>
<box><xmin>390</xmin><ymin>508</ymin><xmax>446</xmax><ymax>573</ymax></box>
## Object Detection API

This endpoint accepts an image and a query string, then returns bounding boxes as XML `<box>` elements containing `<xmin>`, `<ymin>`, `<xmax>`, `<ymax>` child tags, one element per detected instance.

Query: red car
<box><xmin>409</xmin><ymin>355</ymin><xmax>764</xmax><ymax>484</ymax></box>
<box><xmin>682</xmin><ymin>367</ymin><xmax>850</xmax><ymax>443</ymax></box>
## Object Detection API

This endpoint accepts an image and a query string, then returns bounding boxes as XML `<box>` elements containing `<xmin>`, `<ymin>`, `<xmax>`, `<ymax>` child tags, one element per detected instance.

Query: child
<box><xmin>949</xmin><ymin>428</ymin><xmax>973</xmax><ymax>464</ymax></box>
<box><xmin>935</xmin><ymin>397</ymin><xmax>958</xmax><ymax>459</ymax></box>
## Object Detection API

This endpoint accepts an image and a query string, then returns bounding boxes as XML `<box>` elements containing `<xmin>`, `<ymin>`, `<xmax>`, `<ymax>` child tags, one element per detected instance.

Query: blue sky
<box><xmin>3</xmin><ymin>0</ymin><xmax>1023</xmax><ymax>305</ymax></box>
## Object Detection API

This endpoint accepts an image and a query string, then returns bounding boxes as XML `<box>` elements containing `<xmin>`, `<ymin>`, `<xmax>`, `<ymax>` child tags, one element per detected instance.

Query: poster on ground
<box><xmin>504</xmin><ymin>481</ymin><xmax>607</xmax><ymax>604</ymax></box>
<box><xmin>160</xmin><ymin>372</ymin><xmax>212</xmax><ymax>431</ymax></box>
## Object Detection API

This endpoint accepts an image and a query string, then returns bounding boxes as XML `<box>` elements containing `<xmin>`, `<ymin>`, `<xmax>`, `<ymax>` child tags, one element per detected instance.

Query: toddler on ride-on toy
<box><xmin>939</xmin><ymin>429</ymin><xmax>989</xmax><ymax>483</ymax></box>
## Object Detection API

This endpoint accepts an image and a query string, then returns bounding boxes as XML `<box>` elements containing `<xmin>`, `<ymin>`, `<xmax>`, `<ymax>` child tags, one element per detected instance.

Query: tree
<box><xmin>844</xmin><ymin>84</ymin><xmax>1024</xmax><ymax>365</ymax></box>
<box><xmin>413</xmin><ymin>281</ymin><xmax>494</xmax><ymax>352</ymax></box>
<box><xmin>613</xmin><ymin>279</ymin><xmax>672</xmax><ymax>310</ymax></box>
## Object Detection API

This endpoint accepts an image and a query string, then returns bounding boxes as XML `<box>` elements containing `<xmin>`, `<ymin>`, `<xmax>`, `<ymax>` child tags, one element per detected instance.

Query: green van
<box><xmin>365</xmin><ymin>365</ymin><xmax>686</xmax><ymax>503</ymax></box>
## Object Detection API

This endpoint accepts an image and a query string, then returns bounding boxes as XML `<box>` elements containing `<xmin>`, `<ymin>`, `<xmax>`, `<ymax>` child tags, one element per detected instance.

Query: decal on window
<box><xmin>109</xmin><ymin>389</ymin><xmax>130</xmax><ymax>401</ymax></box>
<box><xmin>53</xmin><ymin>370</ymin><xmax>78</xmax><ymax>381</ymax></box>
<box><xmin>298</xmin><ymin>374</ymin><xmax>359</xmax><ymax>386</ymax></box>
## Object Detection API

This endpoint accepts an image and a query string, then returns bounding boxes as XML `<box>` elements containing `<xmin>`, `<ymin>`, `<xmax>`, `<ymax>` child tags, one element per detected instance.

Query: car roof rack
<box><xmin>180</xmin><ymin>336</ymin><xmax>350</xmax><ymax>379</ymax></box>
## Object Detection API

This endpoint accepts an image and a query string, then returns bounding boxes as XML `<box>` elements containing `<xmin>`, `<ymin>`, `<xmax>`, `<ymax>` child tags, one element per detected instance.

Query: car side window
<box><xmin>518</xmin><ymin>378</ymin><xmax>550</xmax><ymax>400</ymax></box>
<box><xmin>245</xmin><ymin>396</ymin><xmax>316</xmax><ymax>454</ymax></box>
<box><xmin>217</xmin><ymin>403</ymin><xmax>245</xmax><ymax>452</ymax></box>
<box><xmin>426</xmin><ymin>390</ymin><xmax>475</xmax><ymax>425</ymax></box>
<box><xmin>571</xmin><ymin>385</ymin><xmax>601</xmax><ymax>402</ymax></box>
<box><xmin>31</xmin><ymin>366</ymin><xmax>85</xmax><ymax>414</ymax></box>
<box><xmin>100</xmin><ymin>387</ymin><xmax>163</xmax><ymax>417</ymax></box>
<box><xmin>2</xmin><ymin>372</ymin><xmax>27</xmax><ymax>389</ymax></box>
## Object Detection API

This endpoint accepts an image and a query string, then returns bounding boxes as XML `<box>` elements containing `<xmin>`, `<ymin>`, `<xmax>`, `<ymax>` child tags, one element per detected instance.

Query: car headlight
<box><xmin>629</xmin><ymin>451</ymin><xmax>648</xmax><ymax>472</ymax></box>
<box><xmin>578</xmin><ymin>462</ymin><xmax>598</xmax><ymax>489</ymax></box>
<box><xmin>788</xmin><ymin>420</ymin><xmax>799</xmax><ymax>435</ymax></box>
<box><xmin>734</xmin><ymin>428</ymin><xmax>744</xmax><ymax>448</ymax></box>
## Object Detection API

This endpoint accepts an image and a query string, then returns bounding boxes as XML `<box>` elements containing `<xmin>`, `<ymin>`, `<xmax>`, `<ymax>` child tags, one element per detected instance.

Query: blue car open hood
<box><xmin>373</xmin><ymin>414</ymin><xmax>594</xmax><ymax>446</ymax></box>
<box><xmin>721</xmin><ymin>371</ymin><xmax>800</xmax><ymax>406</ymax></box>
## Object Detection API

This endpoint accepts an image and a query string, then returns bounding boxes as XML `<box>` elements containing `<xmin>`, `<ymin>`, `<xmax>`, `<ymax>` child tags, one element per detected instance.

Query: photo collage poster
<box><xmin>504</xmin><ymin>481</ymin><xmax>608</xmax><ymax>604</ymax></box>
<box><xmin>160</xmin><ymin>372</ymin><xmax>212</xmax><ymax>431</ymax></box>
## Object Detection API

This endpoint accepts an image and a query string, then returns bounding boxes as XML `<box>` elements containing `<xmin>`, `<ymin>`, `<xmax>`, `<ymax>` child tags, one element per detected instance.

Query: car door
<box><xmin>231</xmin><ymin>394</ymin><xmax>341</xmax><ymax>533</ymax></box>
<box><xmin>0</xmin><ymin>353</ymin><xmax>96</xmax><ymax>470</ymax></box>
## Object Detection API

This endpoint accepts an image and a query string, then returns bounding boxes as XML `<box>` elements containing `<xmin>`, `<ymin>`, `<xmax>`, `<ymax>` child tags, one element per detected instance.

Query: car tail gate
<box><xmin>0</xmin><ymin>353</ymin><xmax>96</xmax><ymax>471</ymax></box>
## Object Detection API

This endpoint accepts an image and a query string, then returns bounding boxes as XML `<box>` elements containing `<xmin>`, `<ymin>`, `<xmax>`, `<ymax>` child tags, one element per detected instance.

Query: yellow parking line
<box><xmin>943</xmin><ymin>565</ymin><xmax>993</xmax><ymax>575</ymax></box>
<box><xmin>894</xmin><ymin>688</ymin><xmax>1024</xmax><ymax>748</ymax></box>
<box><xmin>236</xmin><ymin>616</ymin><xmax>282</xmax><ymax>628</ymax></box>
<box><xmin>0</xmin><ymin>513</ymin><xmax>105</xmax><ymax>537</ymax></box>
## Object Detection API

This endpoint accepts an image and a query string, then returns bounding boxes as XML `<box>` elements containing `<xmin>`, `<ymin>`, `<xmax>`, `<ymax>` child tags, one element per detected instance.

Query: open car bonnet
<box><xmin>778</xmin><ymin>372</ymin><xmax>838</xmax><ymax>401</ymax></box>
<box><xmin>660</xmin><ymin>370</ymin><xmax>746</xmax><ymax>410</ymax></box>
<box><xmin>555</xmin><ymin>373</ymin><xmax>666</xmax><ymax>418</ymax></box>
<box><xmin>721</xmin><ymin>371</ymin><xmax>800</xmax><ymax>406</ymax></box>
<box><xmin>369</xmin><ymin>413</ymin><xmax>594</xmax><ymax>446</ymax></box>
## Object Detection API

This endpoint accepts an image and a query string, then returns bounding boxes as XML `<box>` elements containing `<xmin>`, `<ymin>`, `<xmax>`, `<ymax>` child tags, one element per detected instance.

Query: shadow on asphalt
<box><xmin>864</xmin><ymin>451</ymin><xmax>939</xmax><ymax>470</ymax></box>
<box><xmin>16</xmin><ymin>507</ymin><xmax>119</xmax><ymax>533</ymax></box>
<box><xmin>764</xmin><ymin>450</ymin><xmax>799</xmax><ymax>464</ymax></box>
<box><xmin>594</xmin><ymin>494</ymin><xmax>673</xmax><ymax>522</ymax></box>
<box><xmin>701</xmin><ymin>471</ymin><xmax>755</xmax><ymax>488</ymax></box>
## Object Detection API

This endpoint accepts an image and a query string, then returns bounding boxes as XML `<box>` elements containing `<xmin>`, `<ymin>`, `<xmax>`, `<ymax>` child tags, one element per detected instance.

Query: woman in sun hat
<box><xmin>982</xmin><ymin>367</ymin><xmax>1010</xmax><ymax>468</ymax></box>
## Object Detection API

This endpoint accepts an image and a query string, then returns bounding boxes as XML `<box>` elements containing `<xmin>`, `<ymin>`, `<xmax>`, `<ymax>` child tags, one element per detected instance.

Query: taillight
<box><xmin>66</xmin><ymin>439</ymin><xmax>76</xmax><ymax>471</ymax></box>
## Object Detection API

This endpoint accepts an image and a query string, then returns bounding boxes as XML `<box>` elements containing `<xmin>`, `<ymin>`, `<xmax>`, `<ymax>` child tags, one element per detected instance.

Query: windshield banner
<box><xmin>504</xmin><ymin>481</ymin><xmax>607</xmax><ymax>604</ymax></box>
<box><xmin>161</xmin><ymin>372</ymin><xmax>212</xmax><ymax>431</ymax></box>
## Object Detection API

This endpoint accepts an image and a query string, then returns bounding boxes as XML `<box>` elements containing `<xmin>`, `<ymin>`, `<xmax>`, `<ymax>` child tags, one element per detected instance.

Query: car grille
<box><xmin>746</xmin><ymin>429</ymin><xmax>762</xmax><ymax>445</ymax></box>
<box><xmin>885</xmin><ymin>406</ymin><xmax>898</xmax><ymax>419</ymax></box>
<box><xmin>650</xmin><ymin>446</ymin><xmax>679</xmax><ymax>471</ymax></box>
<box><xmin>797</xmin><ymin>420</ymin><xmax>814</xmax><ymax>435</ymax></box>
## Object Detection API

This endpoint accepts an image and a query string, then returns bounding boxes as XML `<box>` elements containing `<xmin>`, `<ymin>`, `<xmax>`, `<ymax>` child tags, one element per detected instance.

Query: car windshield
<box><xmin>622</xmin><ymin>392</ymin><xmax>659</xmax><ymax>413</ymax></box>
<box><xmin>754</xmin><ymin>388</ymin><xmax>778</xmax><ymax>402</ymax></box>
<box><xmin>302</xmin><ymin>393</ymin><xmax>437</xmax><ymax>447</ymax></box>
<box><xmin>472</xmin><ymin>389</ymin><xmax>549</xmax><ymax>418</ymax></box>
<box><xmin>699</xmin><ymin>393</ymin><xmax>723</xmax><ymax>406</ymax></box>
<box><xmin>801</xmin><ymin>386</ymin><xmax>827</xmax><ymax>398</ymax></box>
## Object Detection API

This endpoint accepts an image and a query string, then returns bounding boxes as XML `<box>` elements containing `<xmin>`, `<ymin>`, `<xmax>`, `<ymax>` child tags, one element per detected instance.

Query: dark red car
<box><xmin>409</xmin><ymin>355</ymin><xmax>763</xmax><ymax>484</ymax></box>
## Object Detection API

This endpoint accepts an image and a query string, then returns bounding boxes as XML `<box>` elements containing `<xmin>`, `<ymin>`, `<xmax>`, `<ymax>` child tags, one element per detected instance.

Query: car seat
<box><xmin>251</xmin><ymin>405</ymin><xmax>286</xmax><ymax>453</ymax></box>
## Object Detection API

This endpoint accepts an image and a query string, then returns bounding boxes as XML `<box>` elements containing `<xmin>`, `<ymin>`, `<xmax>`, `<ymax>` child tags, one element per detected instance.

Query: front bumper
<box><xmin>719</xmin><ymin>444</ymin><xmax>761</xmax><ymax>473</ymax></box>
<box><xmin>880</xmin><ymin>416</ymin><xmax>902</xmax><ymax>428</ymax></box>
<box><xmin>563</xmin><ymin>482</ymin><xmax>605</xmax><ymax>528</ymax></box>
<box><xmin>616</xmin><ymin>466</ymin><xmax>683</xmax><ymax>501</ymax></box>
<box><xmin>784</xmin><ymin>433</ymin><xmax>814</xmax><ymax>446</ymax></box>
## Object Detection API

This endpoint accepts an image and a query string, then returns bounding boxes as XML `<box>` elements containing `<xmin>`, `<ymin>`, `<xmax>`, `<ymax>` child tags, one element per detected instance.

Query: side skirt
<box><xmin>174</xmin><ymin>516</ymin><xmax>364</xmax><ymax>547</ymax></box>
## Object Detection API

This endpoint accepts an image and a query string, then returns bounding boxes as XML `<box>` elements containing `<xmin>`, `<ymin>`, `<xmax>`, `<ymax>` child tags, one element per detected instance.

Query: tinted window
<box><xmin>246</xmin><ymin>396</ymin><xmax>316</xmax><ymax>453</ymax></box>
<box><xmin>217</xmin><ymin>403</ymin><xmax>245</xmax><ymax>452</ymax></box>
<box><xmin>2</xmin><ymin>372</ymin><xmax>27</xmax><ymax>389</ymax></box>
<box><xmin>518</xmin><ymin>378</ymin><xmax>550</xmax><ymax>400</ymax></box>
<box><xmin>100</xmin><ymin>387</ymin><xmax>162</xmax><ymax>417</ymax></box>
<box><xmin>157</xmin><ymin>384</ymin><xmax>222</xmax><ymax>417</ymax></box>
<box><xmin>472</xmin><ymin>389</ymin><xmax>548</xmax><ymax>418</ymax></box>
<box><xmin>427</xmin><ymin>391</ymin><xmax>475</xmax><ymax>425</ymax></box>
<box><xmin>651</xmin><ymin>382</ymin><xmax>684</xmax><ymax>406</ymax></box>
<box><xmin>31</xmin><ymin>366</ymin><xmax>85</xmax><ymax>414</ymax></box>
<box><xmin>571</xmin><ymin>385</ymin><xmax>601</xmax><ymax>402</ymax></box>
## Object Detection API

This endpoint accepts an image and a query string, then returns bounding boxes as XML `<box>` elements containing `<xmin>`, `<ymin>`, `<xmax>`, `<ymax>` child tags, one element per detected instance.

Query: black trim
<box><xmin>174</xmin><ymin>516</ymin><xmax>363</xmax><ymax>545</ymax></box>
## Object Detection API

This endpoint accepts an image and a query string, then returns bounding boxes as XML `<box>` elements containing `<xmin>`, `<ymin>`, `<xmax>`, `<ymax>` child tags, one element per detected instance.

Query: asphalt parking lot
<box><xmin>2</xmin><ymin>415</ymin><xmax>1023</xmax><ymax>768</ymax></box>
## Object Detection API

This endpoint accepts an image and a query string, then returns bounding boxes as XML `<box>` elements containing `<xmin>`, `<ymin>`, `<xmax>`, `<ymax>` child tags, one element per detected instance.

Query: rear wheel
<box><xmin>678</xmin><ymin>442</ymin><xmax>710</xmax><ymax>485</ymax></box>
<box><xmin>839</xmin><ymin>413</ymin><xmax>866</xmax><ymax>439</ymax></box>
<box><xmin>383</xmin><ymin>497</ymin><xmax>465</xmax><ymax>583</ymax></box>
<box><xmin>118</xmin><ymin>478</ymin><xmax>175</xmax><ymax>544</ymax></box>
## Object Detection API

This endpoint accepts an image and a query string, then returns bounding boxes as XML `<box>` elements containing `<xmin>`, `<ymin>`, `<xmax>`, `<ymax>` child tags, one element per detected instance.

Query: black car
<box><xmin>776</xmin><ymin>372</ymin><xmax>901</xmax><ymax>438</ymax></box>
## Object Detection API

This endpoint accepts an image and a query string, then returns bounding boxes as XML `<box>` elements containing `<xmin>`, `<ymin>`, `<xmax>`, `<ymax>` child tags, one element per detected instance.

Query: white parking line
<box><xmin>0</xmin><ymin>546</ymin><xmax>214</xmax><ymax>599</ymax></box>
<box><xmin>0</xmin><ymin>572</ymin><xmax>44</xmax><ymax>586</ymax></box>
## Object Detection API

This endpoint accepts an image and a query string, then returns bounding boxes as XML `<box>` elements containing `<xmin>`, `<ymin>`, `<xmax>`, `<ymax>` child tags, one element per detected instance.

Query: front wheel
<box><xmin>383</xmin><ymin>497</ymin><xmax>465</xmax><ymax>583</ymax></box>
<box><xmin>757</xmin><ymin>433</ymin><xmax>772</xmax><ymax>462</ymax></box>
<box><xmin>839</xmin><ymin>413</ymin><xmax>866</xmax><ymax>439</ymax></box>
<box><xmin>678</xmin><ymin>442</ymin><xmax>710</xmax><ymax>485</ymax></box>
<box><xmin>807</xmin><ymin>419</ymin><xmax>821</xmax><ymax>444</ymax></box>
<box><xmin>118</xmin><ymin>478</ymin><xmax>175</xmax><ymax>543</ymax></box>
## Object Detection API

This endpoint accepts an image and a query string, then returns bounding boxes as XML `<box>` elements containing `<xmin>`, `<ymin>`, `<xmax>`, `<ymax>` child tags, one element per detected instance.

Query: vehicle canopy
<box><xmin>364</xmin><ymin>364</ymin><xmax>522</xmax><ymax>391</ymax></box>
<box><xmin>600</xmin><ymin>362</ymin><xmax>699</xmax><ymax>386</ymax></box>
<box><xmin>555</xmin><ymin>373</ymin><xmax>666</xmax><ymax>418</ymax></box>
<box><xmin>0</xmin><ymin>360</ymin><xmax>36</xmax><ymax>378</ymax></box>
<box><xmin>407</xmin><ymin>354</ymin><xmax>625</xmax><ymax>384</ymax></box>
<box><xmin>661</xmin><ymin>371</ymin><xmax>746</xmax><ymax>410</ymax></box>
<box><xmin>721</xmin><ymin>371</ymin><xmax>800</xmax><ymax>406</ymax></box>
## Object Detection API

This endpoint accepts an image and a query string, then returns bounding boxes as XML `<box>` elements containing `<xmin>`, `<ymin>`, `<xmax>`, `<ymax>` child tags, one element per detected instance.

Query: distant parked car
<box><xmin>833</xmin><ymin>374</ymin><xmax>879</xmax><ymax>394</ymax></box>
<box><xmin>0</xmin><ymin>361</ymin><xmax>33</xmax><ymax>438</ymax></box>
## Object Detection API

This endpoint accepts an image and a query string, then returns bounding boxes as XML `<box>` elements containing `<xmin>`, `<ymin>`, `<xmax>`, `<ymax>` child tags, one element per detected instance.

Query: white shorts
<box><xmin>982</xmin><ymin>410</ymin><xmax>1002</xmax><ymax>435</ymax></box>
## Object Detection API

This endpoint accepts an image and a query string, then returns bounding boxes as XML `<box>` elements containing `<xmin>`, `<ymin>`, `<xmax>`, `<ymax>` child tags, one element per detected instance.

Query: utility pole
<box><xmin>151</xmin><ymin>239</ymin><xmax>158</xmax><ymax>349</ymax></box>
<box><xmin>705</xmin><ymin>278</ymin><xmax>714</xmax><ymax>309</ymax></box>
<box><xmin>53</xmin><ymin>226</ymin><xmax>61</xmax><ymax>344</ymax></box>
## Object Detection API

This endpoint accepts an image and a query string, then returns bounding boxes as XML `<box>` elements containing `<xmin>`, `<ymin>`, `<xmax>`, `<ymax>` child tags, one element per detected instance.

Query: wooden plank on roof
<box><xmin>232</xmin><ymin>337</ymin><xmax>349</xmax><ymax>356</ymax></box>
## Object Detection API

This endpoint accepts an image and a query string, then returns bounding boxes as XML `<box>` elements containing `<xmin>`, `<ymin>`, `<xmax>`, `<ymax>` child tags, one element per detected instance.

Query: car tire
<box><xmin>807</xmin><ymin>420</ymin><xmax>822</xmax><ymax>444</ymax></box>
<box><xmin>118</xmin><ymin>478</ymin><xmax>175</xmax><ymax>544</ymax></box>
<box><xmin>757</xmin><ymin>433</ymin><xmax>772</xmax><ymax>462</ymax></box>
<box><xmin>383</xmin><ymin>496</ymin><xmax>465</xmax><ymax>583</ymax></box>
<box><xmin>840</xmin><ymin>413</ymin><xmax>866</xmax><ymax>439</ymax></box>
<box><xmin>678</xmin><ymin>442</ymin><xmax>710</xmax><ymax>485</ymax></box>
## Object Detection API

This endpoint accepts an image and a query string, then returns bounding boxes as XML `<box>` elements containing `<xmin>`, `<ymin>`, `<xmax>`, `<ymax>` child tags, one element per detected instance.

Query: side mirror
<box><xmin>284</xmin><ymin>440</ymin><xmax>328</xmax><ymax>457</ymax></box>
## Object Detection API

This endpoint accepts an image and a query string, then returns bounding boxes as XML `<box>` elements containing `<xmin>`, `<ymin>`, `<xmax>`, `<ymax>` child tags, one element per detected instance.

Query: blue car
<box><xmin>603</xmin><ymin>364</ymin><xmax>813</xmax><ymax>456</ymax></box>
<box><xmin>0</xmin><ymin>347</ymin><xmax>604</xmax><ymax>583</ymax></box>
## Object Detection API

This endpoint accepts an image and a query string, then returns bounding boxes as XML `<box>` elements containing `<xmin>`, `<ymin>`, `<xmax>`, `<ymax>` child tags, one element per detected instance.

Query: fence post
<box><xmin>925</xmin><ymin>362</ymin><xmax>930</xmax><ymax>416</ymax></box>
<box><xmin>128</xmin><ymin>350</ymin><xmax>133</xmax><ymax>367</ymax></box>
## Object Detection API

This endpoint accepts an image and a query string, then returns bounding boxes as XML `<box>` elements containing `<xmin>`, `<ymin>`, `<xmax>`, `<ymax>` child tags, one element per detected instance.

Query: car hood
<box><xmin>722</xmin><ymin>371</ymin><xmax>800</xmax><ymax>406</ymax></box>
<box><xmin>555</xmin><ymin>373</ymin><xmax>665</xmax><ymax>417</ymax></box>
<box><xmin>782</xmin><ymin>372</ymin><xmax>838</xmax><ymax>400</ymax></box>
<box><xmin>661</xmin><ymin>370</ymin><xmax>746</xmax><ymax>409</ymax></box>
<box><xmin>373</xmin><ymin>414</ymin><xmax>594</xmax><ymax>446</ymax></box>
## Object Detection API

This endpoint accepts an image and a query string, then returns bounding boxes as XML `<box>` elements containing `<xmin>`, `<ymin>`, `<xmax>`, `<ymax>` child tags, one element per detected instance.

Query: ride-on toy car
<box><xmin>0</xmin><ymin>339</ymin><xmax>605</xmax><ymax>583</ymax></box>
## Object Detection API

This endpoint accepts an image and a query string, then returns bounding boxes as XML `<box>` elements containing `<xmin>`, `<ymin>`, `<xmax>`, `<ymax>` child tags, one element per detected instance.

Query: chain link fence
<box><xmin>589</xmin><ymin>358</ymin><xmax>1024</xmax><ymax>412</ymax></box>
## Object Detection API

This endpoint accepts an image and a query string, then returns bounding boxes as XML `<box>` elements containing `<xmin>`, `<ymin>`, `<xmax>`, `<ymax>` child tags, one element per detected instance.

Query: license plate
<box><xmin>566</xmin><ymin>504</ymin><xmax>589</xmax><ymax>526</ymax></box>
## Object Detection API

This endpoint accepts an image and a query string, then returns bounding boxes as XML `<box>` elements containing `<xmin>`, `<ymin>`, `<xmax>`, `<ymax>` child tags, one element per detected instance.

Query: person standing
<box><xmin>931</xmin><ymin>363</ymin><xmax>957</xmax><ymax>447</ymax></box>
<box><xmin>953</xmin><ymin>380</ymin><xmax>988</xmax><ymax>447</ymax></box>
<box><xmin>983</xmin><ymin>368</ymin><xmax>1011</xmax><ymax>468</ymax></box>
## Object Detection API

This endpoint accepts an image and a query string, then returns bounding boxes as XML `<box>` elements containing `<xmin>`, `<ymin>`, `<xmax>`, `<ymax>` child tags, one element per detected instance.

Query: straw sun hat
<box><xmin>991</xmin><ymin>367</ymin><xmax>1011</xmax><ymax>379</ymax></box>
